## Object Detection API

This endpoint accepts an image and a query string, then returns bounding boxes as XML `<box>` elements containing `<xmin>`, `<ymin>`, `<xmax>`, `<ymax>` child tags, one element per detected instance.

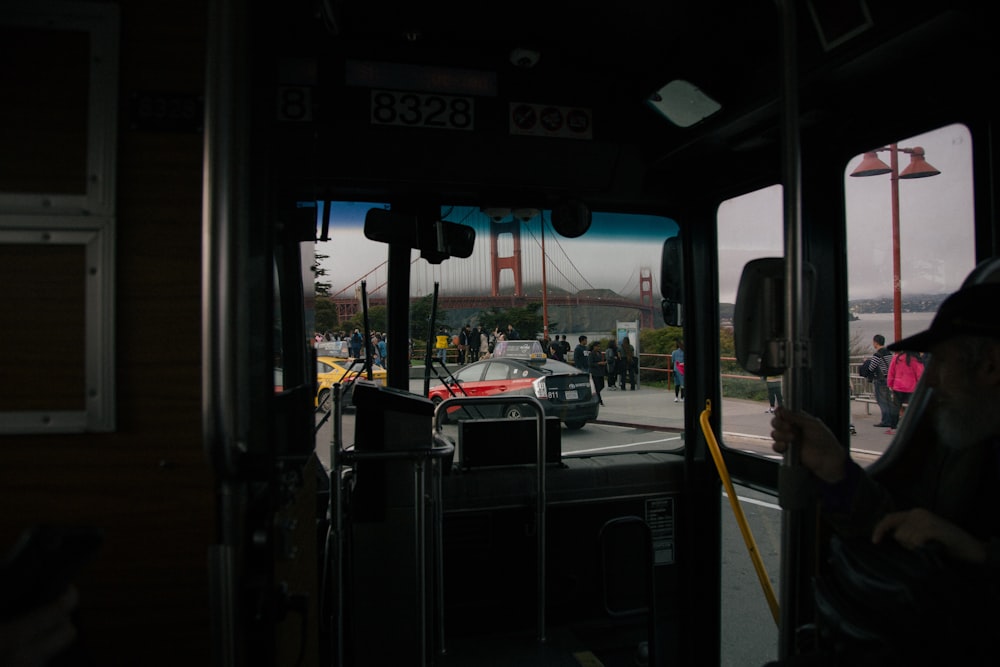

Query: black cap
<box><xmin>887</xmin><ymin>282</ymin><xmax>1000</xmax><ymax>352</ymax></box>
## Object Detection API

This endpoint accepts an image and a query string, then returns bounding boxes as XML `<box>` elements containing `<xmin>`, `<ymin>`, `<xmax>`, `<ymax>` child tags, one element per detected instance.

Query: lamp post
<box><xmin>850</xmin><ymin>144</ymin><xmax>941</xmax><ymax>343</ymax></box>
<box><xmin>513</xmin><ymin>209</ymin><xmax>547</xmax><ymax>337</ymax></box>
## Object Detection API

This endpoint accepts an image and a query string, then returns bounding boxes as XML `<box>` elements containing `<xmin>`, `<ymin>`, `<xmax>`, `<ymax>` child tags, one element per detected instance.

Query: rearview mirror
<box><xmin>733</xmin><ymin>257</ymin><xmax>815</xmax><ymax>375</ymax></box>
<box><xmin>364</xmin><ymin>208</ymin><xmax>475</xmax><ymax>264</ymax></box>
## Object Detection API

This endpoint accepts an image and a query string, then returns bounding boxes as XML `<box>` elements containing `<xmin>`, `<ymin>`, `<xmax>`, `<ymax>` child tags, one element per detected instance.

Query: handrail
<box><xmin>698</xmin><ymin>399</ymin><xmax>780</xmax><ymax>626</ymax></box>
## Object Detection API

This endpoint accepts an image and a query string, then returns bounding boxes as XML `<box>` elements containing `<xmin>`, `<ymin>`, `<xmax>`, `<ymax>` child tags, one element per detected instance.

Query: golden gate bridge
<box><xmin>321</xmin><ymin>215</ymin><xmax>659</xmax><ymax>329</ymax></box>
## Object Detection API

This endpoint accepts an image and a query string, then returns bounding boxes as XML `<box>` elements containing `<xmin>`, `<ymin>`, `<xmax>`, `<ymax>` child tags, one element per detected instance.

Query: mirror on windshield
<box><xmin>660</xmin><ymin>236</ymin><xmax>684</xmax><ymax>326</ymax></box>
<box><xmin>364</xmin><ymin>207</ymin><xmax>475</xmax><ymax>264</ymax></box>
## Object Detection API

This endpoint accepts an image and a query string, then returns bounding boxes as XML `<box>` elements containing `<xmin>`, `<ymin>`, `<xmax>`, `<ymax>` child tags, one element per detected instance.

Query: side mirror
<box><xmin>660</xmin><ymin>236</ymin><xmax>684</xmax><ymax>327</ymax></box>
<box><xmin>364</xmin><ymin>208</ymin><xmax>475</xmax><ymax>264</ymax></box>
<box><xmin>733</xmin><ymin>257</ymin><xmax>815</xmax><ymax>375</ymax></box>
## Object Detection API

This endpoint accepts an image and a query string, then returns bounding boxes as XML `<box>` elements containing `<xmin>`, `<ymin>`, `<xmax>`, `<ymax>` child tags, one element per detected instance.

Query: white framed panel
<box><xmin>0</xmin><ymin>216</ymin><xmax>115</xmax><ymax>433</ymax></box>
<box><xmin>0</xmin><ymin>1</ymin><xmax>119</xmax><ymax>216</ymax></box>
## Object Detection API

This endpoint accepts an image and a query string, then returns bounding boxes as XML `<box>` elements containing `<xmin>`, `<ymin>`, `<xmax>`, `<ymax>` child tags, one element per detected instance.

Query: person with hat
<box><xmin>766</xmin><ymin>279</ymin><xmax>1000</xmax><ymax>665</ymax></box>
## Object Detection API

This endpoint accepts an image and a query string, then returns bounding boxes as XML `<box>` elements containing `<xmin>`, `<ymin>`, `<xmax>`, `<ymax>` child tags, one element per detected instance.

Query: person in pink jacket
<box><xmin>886</xmin><ymin>350</ymin><xmax>925</xmax><ymax>431</ymax></box>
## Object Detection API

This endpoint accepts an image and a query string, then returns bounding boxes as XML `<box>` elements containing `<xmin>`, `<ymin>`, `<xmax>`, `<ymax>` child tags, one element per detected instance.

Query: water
<box><xmin>848</xmin><ymin>312</ymin><xmax>935</xmax><ymax>350</ymax></box>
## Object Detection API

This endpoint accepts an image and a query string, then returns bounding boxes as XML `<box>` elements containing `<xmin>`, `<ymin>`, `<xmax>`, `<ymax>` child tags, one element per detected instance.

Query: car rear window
<box><xmin>483</xmin><ymin>362</ymin><xmax>511</xmax><ymax>381</ymax></box>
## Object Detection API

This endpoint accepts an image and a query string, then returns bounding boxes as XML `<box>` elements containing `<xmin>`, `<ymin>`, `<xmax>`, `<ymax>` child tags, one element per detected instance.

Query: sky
<box><xmin>716</xmin><ymin>123</ymin><xmax>976</xmax><ymax>303</ymax></box>
<box><xmin>317</xmin><ymin>123</ymin><xmax>977</xmax><ymax>307</ymax></box>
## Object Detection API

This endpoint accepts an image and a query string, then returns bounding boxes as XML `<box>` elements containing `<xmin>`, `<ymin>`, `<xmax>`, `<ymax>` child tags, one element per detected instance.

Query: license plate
<box><xmin>563</xmin><ymin>389</ymin><xmax>578</xmax><ymax>400</ymax></box>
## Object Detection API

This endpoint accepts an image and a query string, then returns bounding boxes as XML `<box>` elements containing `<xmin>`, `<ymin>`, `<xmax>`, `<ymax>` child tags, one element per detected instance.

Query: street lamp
<box><xmin>850</xmin><ymin>144</ymin><xmax>941</xmax><ymax>343</ymax></box>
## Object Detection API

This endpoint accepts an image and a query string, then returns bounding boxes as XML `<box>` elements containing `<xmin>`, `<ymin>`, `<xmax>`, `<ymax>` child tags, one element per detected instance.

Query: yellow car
<box><xmin>316</xmin><ymin>356</ymin><xmax>387</xmax><ymax>412</ymax></box>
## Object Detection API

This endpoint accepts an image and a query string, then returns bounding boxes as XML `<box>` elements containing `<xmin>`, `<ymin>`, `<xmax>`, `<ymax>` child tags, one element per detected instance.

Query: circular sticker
<box><xmin>540</xmin><ymin>107</ymin><xmax>564</xmax><ymax>132</ymax></box>
<box><xmin>512</xmin><ymin>104</ymin><xmax>537</xmax><ymax>130</ymax></box>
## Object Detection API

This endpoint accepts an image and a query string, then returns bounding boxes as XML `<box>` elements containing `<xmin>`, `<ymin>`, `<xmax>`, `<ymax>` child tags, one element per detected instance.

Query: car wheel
<box><xmin>564</xmin><ymin>420</ymin><xmax>586</xmax><ymax>430</ymax></box>
<box><xmin>503</xmin><ymin>405</ymin><xmax>525</xmax><ymax>420</ymax></box>
<box><xmin>317</xmin><ymin>389</ymin><xmax>331</xmax><ymax>413</ymax></box>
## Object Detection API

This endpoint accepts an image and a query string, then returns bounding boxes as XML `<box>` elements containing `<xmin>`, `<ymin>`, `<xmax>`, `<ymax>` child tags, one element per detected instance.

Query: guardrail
<box><xmin>634</xmin><ymin>353</ymin><xmax>876</xmax><ymax>397</ymax></box>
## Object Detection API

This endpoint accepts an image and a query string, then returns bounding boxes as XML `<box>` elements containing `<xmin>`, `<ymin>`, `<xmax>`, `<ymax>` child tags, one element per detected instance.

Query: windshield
<box><xmin>313</xmin><ymin>202</ymin><xmax>684</xmax><ymax>458</ymax></box>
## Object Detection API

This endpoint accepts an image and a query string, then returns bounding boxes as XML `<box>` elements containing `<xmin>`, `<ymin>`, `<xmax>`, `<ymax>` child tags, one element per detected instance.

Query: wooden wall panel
<box><xmin>0</xmin><ymin>1</ymin><xmax>213</xmax><ymax>664</ymax></box>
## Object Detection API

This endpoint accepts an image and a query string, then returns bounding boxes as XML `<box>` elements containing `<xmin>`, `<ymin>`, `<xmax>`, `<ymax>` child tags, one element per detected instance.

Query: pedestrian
<box><xmin>620</xmin><ymin>336</ymin><xmax>636</xmax><ymax>390</ymax></box>
<box><xmin>479</xmin><ymin>327</ymin><xmax>491</xmax><ymax>359</ymax></box>
<box><xmin>671</xmin><ymin>339</ymin><xmax>685</xmax><ymax>402</ymax></box>
<box><xmin>589</xmin><ymin>341</ymin><xmax>607</xmax><ymax>405</ymax></box>
<box><xmin>558</xmin><ymin>334</ymin><xmax>571</xmax><ymax>360</ymax></box>
<box><xmin>376</xmin><ymin>334</ymin><xmax>387</xmax><ymax>369</ymax></box>
<box><xmin>458</xmin><ymin>324</ymin><xmax>470</xmax><ymax>365</ymax></box>
<box><xmin>469</xmin><ymin>325</ymin><xmax>482</xmax><ymax>363</ymax></box>
<box><xmin>549</xmin><ymin>338</ymin><xmax>565</xmax><ymax>361</ymax></box>
<box><xmin>766</xmin><ymin>280</ymin><xmax>1000</xmax><ymax>666</ymax></box>
<box><xmin>350</xmin><ymin>328</ymin><xmax>364</xmax><ymax>359</ymax></box>
<box><xmin>887</xmin><ymin>349</ymin><xmax>924</xmax><ymax>427</ymax></box>
<box><xmin>859</xmin><ymin>334</ymin><xmax>897</xmax><ymax>431</ymax></box>
<box><xmin>763</xmin><ymin>374</ymin><xmax>782</xmax><ymax>413</ymax></box>
<box><xmin>573</xmin><ymin>335</ymin><xmax>590</xmax><ymax>371</ymax></box>
<box><xmin>605</xmin><ymin>339</ymin><xmax>620</xmax><ymax>389</ymax></box>
<box><xmin>435</xmin><ymin>326</ymin><xmax>449</xmax><ymax>365</ymax></box>
<box><xmin>507</xmin><ymin>323</ymin><xmax>520</xmax><ymax>340</ymax></box>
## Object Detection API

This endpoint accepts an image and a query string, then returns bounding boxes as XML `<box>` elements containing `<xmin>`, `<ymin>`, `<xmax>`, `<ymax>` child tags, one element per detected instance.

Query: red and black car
<box><xmin>427</xmin><ymin>340</ymin><xmax>600</xmax><ymax>429</ymax></box>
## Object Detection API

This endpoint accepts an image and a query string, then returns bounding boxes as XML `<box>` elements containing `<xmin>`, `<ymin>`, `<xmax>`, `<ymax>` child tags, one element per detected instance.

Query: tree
<box><xmin>314</xmin><ymin>299</ymin><xmax>339</xmax><ymax>334</ymax></box>
<box><xmin>477</xmin><ymin>303</ymin><xmax>551</xmax><ymax>339</ymax></box>
<box><xmin>344</xmin><ymin>305</ymin><xmax>387</xmax><ymax>334</ymax></box>
<box><xmin>409</xmin><ymin>294</ymin><xmax>448</xmax><ymax>339</ymax></box>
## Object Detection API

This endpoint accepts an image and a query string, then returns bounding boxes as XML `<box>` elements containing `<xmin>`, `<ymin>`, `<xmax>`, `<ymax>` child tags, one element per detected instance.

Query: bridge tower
<box><xmin>490</xmin><ymin>219</ymin><xmax>523</xmax><ymax>296</ymax></box>
<box><xmin>639</xmin><ymin>266</ymin><xmax>654</xmax><ymax>329</ymax></box>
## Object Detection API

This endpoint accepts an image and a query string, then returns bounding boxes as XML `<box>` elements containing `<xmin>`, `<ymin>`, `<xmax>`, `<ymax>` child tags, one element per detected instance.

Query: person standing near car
<box><xmin>350</xmin><ymin>328</ymin><xmax>364</xmax><ymax>359</ymax></box>
<box><xmin>573</xmin><ymin>335</ymin><xmax>590</xmax><ymax>371</ymax></box>
<box><xmin>468</xmin><ymin>324</ymin><xmax>482</xmax><ymax>363</ymax></box>
<box><xmin>435</xmin><ymin>326</ymin><xmax>449</xmax><ymax>365</ymax></box>
<box><xmin>589</xmin><ymin>341</ymin><xmax>607</xmax><ymax>405</ymax></box>
<box><xmin>605</xmin><ymin>338</ymin><xmax>620</xmax><ymax>389</ymax></box>
<box><xmin>479</xmin><ymin>327</ymin><xmax>491</xmax><ymax>359</ymax></box>
<box><xmin>457</xmin><ymin>324</ymin><xmax>470</xmax><ymax>365</ymax></box>
<box><xmin>620</xmin><ymin>336</ymin><xmax>636</xmax><ymax>390</ymax></box>
<box><xmin>671</xmin><ymin>339</ymin><xmax>685</xmax><ymax>402</ymax></box>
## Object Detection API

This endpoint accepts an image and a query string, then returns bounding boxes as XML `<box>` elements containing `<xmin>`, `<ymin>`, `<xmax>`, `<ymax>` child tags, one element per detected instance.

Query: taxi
<box><xmin>427</xmin><ymin>340</ymin><xmax>599</xmax><ymax>429</ymax></box>
<box><xmin>316</xmin><ymin>356</ymin><xmax>387</xmax><ymax>412</ymax></box>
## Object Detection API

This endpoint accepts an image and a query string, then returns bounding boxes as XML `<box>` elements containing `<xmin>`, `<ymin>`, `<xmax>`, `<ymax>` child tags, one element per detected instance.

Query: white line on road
<box><xmin>572</xmin><ymin>436</ymin><xmax>682</xmax><ymax>455</ymax></box>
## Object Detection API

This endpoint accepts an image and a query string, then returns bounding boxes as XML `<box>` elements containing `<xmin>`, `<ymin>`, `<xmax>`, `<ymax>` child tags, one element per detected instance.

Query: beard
<box><xmin>932</xmin><ymin>388</ymin><xmax>1000</xmax><ymax>450</ymax></box>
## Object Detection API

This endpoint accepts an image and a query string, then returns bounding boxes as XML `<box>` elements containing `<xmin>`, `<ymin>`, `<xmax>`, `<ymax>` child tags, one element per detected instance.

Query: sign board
<box><xmin>509</xmin><ymin>103</ymin><xmax>592</xmax><ymax>139</ymax></box>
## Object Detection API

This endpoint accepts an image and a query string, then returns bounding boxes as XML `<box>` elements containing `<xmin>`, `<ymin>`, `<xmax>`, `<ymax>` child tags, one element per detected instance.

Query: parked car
<box><xmin>316</xmin><ymin>356</ymin><xmax>386</xmax><ymax>411</ymax></box>
<box><xmin>427</xmin><ymin>341</ymin><xmax>599</xmax><ymax>429</ymax></box>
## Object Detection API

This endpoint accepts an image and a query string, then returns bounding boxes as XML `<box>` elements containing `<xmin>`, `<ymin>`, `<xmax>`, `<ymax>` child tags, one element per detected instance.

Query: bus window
<box><xmin>845</xmin><ymin>123</ymin><xmax>976</xmax><ymax>461</ymax></box>
<box><xmin>717</xmin><ymin>184</ymin><xmax>785</xmax><ymax>454</ymax></box>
